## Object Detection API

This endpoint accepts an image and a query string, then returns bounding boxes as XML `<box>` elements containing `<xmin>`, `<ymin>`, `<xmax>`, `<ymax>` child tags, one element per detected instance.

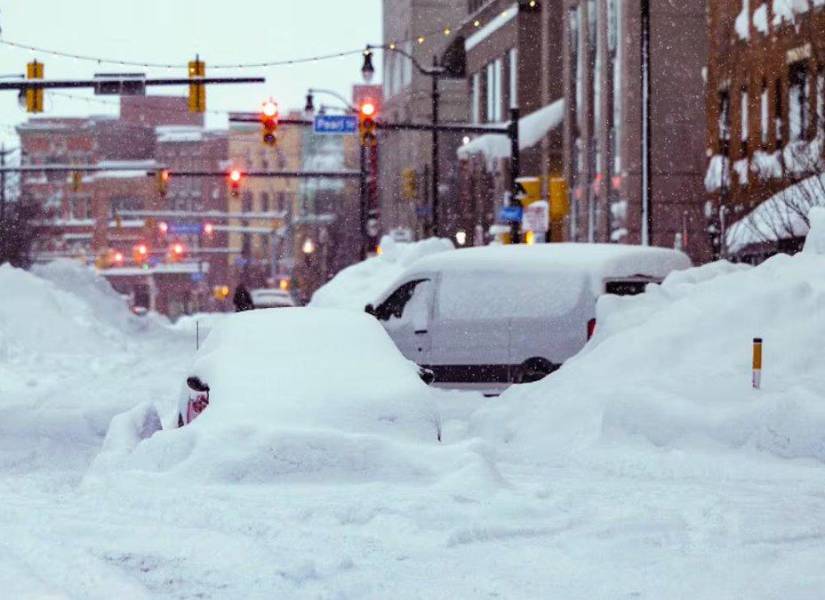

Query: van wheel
<box><xmin>517</xmin><ymin>358</ymin><xmax>556</xmax><ymax>384</ymax></box>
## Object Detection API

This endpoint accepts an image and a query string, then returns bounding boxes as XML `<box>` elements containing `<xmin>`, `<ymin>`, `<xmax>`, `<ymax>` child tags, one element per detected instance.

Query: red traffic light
<box><xmin>172</xmin><ymin>243</ymin><xmax>185</xmax><ymax>255</ymax></box>
<box><xmin>229</xmin><ymin>169</ymin><xmax>242</xmax><ymax>183</ymax></box>
<box><xmin>262</xmin><ymin>100</ymin><xmax>279</xmax><ymax>118</ymax></box>
<box><xmin>360</xmin><ymin>101</ymin><xmax>376</xmax><ymax>117</ymax></box>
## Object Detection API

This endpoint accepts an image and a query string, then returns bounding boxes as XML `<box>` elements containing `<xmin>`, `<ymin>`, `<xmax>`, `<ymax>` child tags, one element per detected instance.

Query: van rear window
<box><xmin>605</xmin><ymin>280</ymin><xmax>652</xmax><ymax>296</ymax></box>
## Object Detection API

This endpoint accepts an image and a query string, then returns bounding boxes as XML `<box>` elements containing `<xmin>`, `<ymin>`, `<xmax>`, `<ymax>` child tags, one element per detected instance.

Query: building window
<box><xmin>760</xmin><ymin>80</ymin><xmax>769</xmax><ymax>146</ymax></box>
<box><xmin>740</xmin><ymin>87</ymin><xmax>749</xmax><ymax>155</ymax></box>
<box><xmin>788</xmin><ymin>61</ymin><xmax>809</xmax><ymax>141</ymax></box>
<box><xmin>610</xmin><ymin>0</ymin><xmax>622</xmax><ymax>174</ymax></box>
<box><xmin>471</xmin><ymin>72</ymin><xmax>481</xmax><ymax>123</ymax></box>
<box><xmin>775</xmin><ymin>78</ymin><xmax>784</xmax><ymax>148</ymax></box>
<box><xmin>110</xmin><ymin>197</ymin><xmax>142</xmax><ymax>219</ymax></box>
<box><xmin>486</xmin><ymin>59</ymin><xmax>503</xmax><ymax>122</ymax></box>
<box><xmin>508</xmin><ymin>48</ymin><xmax>518</xmax><ymax>109</ymax></box>
<box><xmin>261</xmin><ymin>192</ymin><xmax>270</xmax><ymax>213</ymax></box>
<box><xmin>718</xmin><ymin>89</ymin><xmax>731</xmax><ymax>146</ymax></box>
<box><xmin>816</xmin><ymin>68</ymin><xmax>824</xmax><ymax>134</ymax></box>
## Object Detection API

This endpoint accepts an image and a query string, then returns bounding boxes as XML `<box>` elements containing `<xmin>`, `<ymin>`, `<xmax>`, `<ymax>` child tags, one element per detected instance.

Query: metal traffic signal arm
<box><xmin>0</xmin><ymin>75</ymin><xmax>264</xmax><ymax>92</ymax></box>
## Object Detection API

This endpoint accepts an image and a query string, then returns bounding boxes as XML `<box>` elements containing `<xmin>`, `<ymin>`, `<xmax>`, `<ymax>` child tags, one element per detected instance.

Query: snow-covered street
<box><xmin>3</xmin><ymin>241</ymin><xmax>825</xmax><ymax>598</ymax></box>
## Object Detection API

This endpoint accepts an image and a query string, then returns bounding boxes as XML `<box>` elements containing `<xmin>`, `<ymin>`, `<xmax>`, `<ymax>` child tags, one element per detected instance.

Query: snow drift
<box><xmin>93</xmin><ymin>308</ymin><xmax>493</xmax><ymax>485</ymax></box>
<box><xmin>475</xmin><ymin>210</ymin><xmax>825</xmax><ymax>464</ymax></box>
<box><xmin>310</xmin><ymin>236</ymin><xmax>454</xmax><ymax>310</ymax></box>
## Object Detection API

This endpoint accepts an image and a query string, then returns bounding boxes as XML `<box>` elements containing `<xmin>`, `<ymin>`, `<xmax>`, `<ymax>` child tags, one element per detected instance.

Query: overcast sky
<box><xmin>0</xmin><ymin>0</ymin><xmax>382</xmax><ymax>147</ymax></box>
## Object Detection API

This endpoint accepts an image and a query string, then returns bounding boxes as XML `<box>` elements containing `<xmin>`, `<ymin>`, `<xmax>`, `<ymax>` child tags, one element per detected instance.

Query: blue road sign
<box><xmin>168</xmin><ymin>223</ymin><xmax>203</xmax><ymax>235</ymax></box>
<box><xmin>499</xmin><ymin>206</ymin><xmax>523</xmax><ymax>223</ymax></box>
<box><xmin>191</xmin><ymin>272</ymin><xmax>206</xmax><ymax>283</ymax></box>
<box><xmin>313</xmin><ymin>115</ymin><xmax>358</xmax><ymax>135</ymax></box>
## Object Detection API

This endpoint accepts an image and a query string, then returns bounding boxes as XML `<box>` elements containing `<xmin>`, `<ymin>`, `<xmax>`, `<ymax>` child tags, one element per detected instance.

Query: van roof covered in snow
<box><xmin>407</xmin><ymin>243</ymin><xmax>691</xmax><ymax>281</ymax></box>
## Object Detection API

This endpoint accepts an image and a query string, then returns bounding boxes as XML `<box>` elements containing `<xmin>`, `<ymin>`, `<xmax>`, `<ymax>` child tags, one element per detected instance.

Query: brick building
<box><xmin>17</xmin><ymin>96</ymin><xmax>234</xmax><ymax>317</ymax></box>
<box><xmin>379</xmin><ymin>0</ymin><xmax>469</xmax><ymax>241</ymax></box>
<box><xmin>227</xmin><ymin>111</ymin><xmax>303</xmax><ymax>289</ymax></box>
<box><xmin>456</xmin><ymin>0</ymin><xmax>566</xmax><ymax>245</ymax></box>
<box><xmin>563</xmin><ymin>0</ymin><xmax>709</xmax><ymax>262</ymax></box>
<box><xmin>706</xmin><ymin>0</ymin><xmax>825</xmax><ymax>260</ymax></box>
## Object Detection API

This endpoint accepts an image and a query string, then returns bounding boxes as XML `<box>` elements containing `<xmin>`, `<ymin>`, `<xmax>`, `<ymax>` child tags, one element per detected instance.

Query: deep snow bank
<box><xmin>475</xmin><ymin>213</ymin><xmax>825</xmax><ymax>463</ymax></box>
<box><xmin>93</xmin><ymin>308</ymin><xmax>495</xmax><ymax>486</ymax></box>
<box><xmin>310</xmin><ymin>236</ymin><xmax>454</xmax><ymax>310</ymax></box>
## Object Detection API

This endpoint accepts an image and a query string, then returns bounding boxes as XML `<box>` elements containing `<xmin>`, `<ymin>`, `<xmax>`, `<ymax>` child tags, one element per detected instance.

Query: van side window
<box><xmin>375</xmin><ymin>279</ymin><xmax>428</xmax><ymax>321</ymax></box>
<box><xmin>604</xmin><ymin>280</ymin><xmax>654</xmax><ymax>296</ymax></box>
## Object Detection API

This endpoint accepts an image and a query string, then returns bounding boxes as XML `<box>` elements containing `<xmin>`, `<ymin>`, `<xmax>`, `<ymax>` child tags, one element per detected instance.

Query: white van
<box><xmin>366</xmin><ymin>243</ymin><xmax>691</xmax><ymax>390</ymax></box>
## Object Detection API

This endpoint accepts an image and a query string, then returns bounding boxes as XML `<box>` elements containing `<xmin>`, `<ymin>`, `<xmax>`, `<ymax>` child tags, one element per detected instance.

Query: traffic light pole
<box><xmin>431</xmin><ymin>64</ymin><xmax>441</xmax><ymax>237</ymax></box>
<box><xmin>359</xmin><ymin>144</ymin><xmax>368</xmax><ymax>261</ymax></box>
<box><xmin>509</xmin><ymin>107</ymin><xmax>521</xmax><ymax>244</ymax></box>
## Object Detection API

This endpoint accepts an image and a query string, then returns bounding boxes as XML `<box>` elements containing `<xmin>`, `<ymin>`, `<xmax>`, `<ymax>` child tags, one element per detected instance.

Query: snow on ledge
<box><xmin>457</xmin><ymin>99</ymin><xmax>565</xmax><ymax>166</ymax></box>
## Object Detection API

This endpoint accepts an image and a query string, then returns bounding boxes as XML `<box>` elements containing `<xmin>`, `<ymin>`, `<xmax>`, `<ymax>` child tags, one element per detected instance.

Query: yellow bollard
<box><xmin>752</xmin><ymin>337</ymin><xmax>763</xmax><ymax>389</ymax></box>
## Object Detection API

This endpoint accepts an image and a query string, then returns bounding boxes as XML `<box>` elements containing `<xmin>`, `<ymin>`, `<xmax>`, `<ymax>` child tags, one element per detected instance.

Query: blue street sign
<box><xmin>191</xmin><ymin>272</ymin><xmax>206</xmax><ymax>283</ymax></box>
<box><xmin>168</xmin><ymin>223</ymin><xmax>203</xmax><ymax>235</ymax></box>
<box><xmin>313</xmin><ymin>115</ymin><xmax>358</xmax><ymax>135</ymax></box>
<box><xmin>499</xmin><ymin>206</ymin><xmax>523</xmax><ymax>223</ymax></box>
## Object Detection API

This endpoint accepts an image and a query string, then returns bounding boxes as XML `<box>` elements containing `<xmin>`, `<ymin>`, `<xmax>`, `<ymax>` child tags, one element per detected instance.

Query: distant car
<box><xmin>250</xmin><ymin>288</ymin><xmax>296</xmax><ymax>309</ymax></box>
<box><xmin>366</xmin><ymin>243</ymin><xmax>691</xmax><ymax>390</ymax></box>
<box><xmin>176</xmin><ymin>308</ymin><xmax>436</xmax><ymax>428</ymax></box>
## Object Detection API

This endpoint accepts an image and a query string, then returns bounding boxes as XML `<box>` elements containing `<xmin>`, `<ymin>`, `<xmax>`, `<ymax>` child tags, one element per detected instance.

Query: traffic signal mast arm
<box><xmin>0</xmin><ymin>76</ymin><xmax>265</xmax><ymax>91</ymax></box>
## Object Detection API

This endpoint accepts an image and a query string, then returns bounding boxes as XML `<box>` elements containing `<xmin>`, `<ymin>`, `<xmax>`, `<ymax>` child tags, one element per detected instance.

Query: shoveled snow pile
<box><xmin>310</xmin><ymin>235</ymin><xmax>454</xmax><ymax>310</ymax></box>
<box><xmin>475</xmin><ymin>209</ymin><xmax>825</xmax><ymax>464</ymax></box>
<box><xmin>0</xmin><ymin>261</ymin><xmax>189</xmax><ymax>473</ymax></box>
<box><xmin>92</xmin><ymin>308</ymin><xmax>490</xmax><ymax>485</ymax></box>
<box><xmin>0</xmin><ymin>260</ymin><xmax>149</xmax><ymax>360</ymax></box>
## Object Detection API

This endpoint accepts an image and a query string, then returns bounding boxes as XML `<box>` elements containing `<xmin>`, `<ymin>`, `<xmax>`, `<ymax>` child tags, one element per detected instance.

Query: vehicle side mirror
<box><xmin>365</xmin><ymin>303</ymin><xmax>376</xmax><ymax>316</ymax></box>
<box><xmin>418</xmin><ymin>368</ymin><xmax>436</xmax><ymax>386</ymax></box>
<box><xmin>187</xmin><ymin>376</ymin><xmax>210</xmax><ymax>393</ymax></box>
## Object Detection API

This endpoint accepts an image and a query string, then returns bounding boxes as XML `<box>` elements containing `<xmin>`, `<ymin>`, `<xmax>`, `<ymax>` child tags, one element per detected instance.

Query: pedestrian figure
<box><xmin>233</xmin><ymin>283</ymin><xmax>254</xmax><ymax>312</ymax></box>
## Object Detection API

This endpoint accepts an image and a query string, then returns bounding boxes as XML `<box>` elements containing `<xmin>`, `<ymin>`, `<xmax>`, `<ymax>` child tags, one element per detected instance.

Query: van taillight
<box><xmin>587</xmin><ymin>318</ymin><xmax>597</xmax><ymax>340</ymax></box>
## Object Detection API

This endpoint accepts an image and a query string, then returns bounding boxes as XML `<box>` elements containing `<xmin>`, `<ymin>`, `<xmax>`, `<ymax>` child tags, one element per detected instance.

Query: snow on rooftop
<box><xmin>156</xmin><ymin>126</ymin><xmax>206</xmax><ymax>143</ymax></box>
<box><xmin>457</xmin><ymin>99</ymin><xmax>565</xmax><ymax>166</ymax></box>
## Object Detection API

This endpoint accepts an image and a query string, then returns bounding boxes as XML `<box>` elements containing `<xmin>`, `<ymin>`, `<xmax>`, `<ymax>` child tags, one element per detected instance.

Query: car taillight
<box><xmin>587</xmin><ymin>318</ymin><xmax>597</xmax><ymax>341</ymax></box>
<box><xmin>187</xmin><ymin>393</ymin><xmax>209</xmax><ymax>423</ymax></box>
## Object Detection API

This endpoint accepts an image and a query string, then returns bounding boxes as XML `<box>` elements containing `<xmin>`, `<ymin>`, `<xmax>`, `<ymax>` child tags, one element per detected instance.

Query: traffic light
<box><xmin>228</xmin><ymin>169</ymin><xmax>243</xmax><ymax>198</ymax></box>
<box><xmin>401</xmin><ymin>168</ymin><xmax>417</xmax><ymax>200</ymax></box>
<box><xmin>157</xmin><ymin>169</ymin><xmax>170</xmax><ymax>197</ymax></box>
<box><xmin>26</xmin><ymin>60</ymin><xmax>44</xmax><ymax>113</ymax></box>
<box><xmin>169</xmin><ymin>242</ymin><xmax>186</xmax><ymax>262</ymax></box>
<box><xmin>188</xmin><ymin>56</ymin><xmax>206</xmax><ymax>113</ymax></box>
<box><xmin>71</xmin><ymin>171</ymin><xmax>82</xmax><ymax>193</ymax></box>
<box><xmin>133</xmin><ymin>243</ymin><xmax>149</xmax><ymax>265</ymax></box>
<box><xmin>358</xmin><ymin>100</ymin><xmax>378</xmax><ymax>147</ymax></box>
<box><xmin>261</xmin><ymin>99</ymin><xmax>279</xmax><ymax>147</ymax></box>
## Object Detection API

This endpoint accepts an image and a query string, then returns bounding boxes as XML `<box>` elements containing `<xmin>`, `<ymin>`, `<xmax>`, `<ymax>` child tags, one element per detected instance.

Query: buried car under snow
<box><xmin>176</xmin><ymin>308</ymin><xmax>439</xmax><ymax>439</ymax></box>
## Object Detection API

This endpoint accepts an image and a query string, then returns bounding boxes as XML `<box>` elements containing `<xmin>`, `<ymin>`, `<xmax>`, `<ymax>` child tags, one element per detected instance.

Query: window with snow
<box><xmin>788</xmin><ymin>61</ymin><xmax>809</xmax><ymax>141</ymax></box>
<box><xmin>740</xmin><ymin>88</ymin><xmax>749</xmax><ymax>155</ymax></box>
<box><xmin>508</xmin><ymin>48</ymin><xmax>518</xmax><ymax>109</ymax></box>
<box><xmin>718</xmin><ymin>89</ymin><xmax>731</xmax><ymax>147</ymax></box>
<box><xmin>774</xmin><ymin>79</ymin><xmax>784</xmax><ymax>148</ymax></box>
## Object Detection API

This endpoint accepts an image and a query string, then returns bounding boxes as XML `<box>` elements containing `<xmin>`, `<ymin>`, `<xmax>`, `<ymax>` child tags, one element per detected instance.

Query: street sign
<box><xmin>415</xmin><ymin>206</ymin><xmax>432</xmax><ymax>218</ymax></box>
<box><xmin>191</xmin><ymin>272</ymin><xmax>206</xmax><ymax>283</ymax></box>
<box><xmin>499</xmin><ymin>205</ymin><xmax>523</xmax><ymax>223</ymax></box>
<box><xmin>523</xmin><ymin>200</ymin><xmax>550</xmax><ymax>233</ymax></box>
<box><xmin>313</xmin><ymin>115</ymin><xmax>358</xmax><ymax>135</ymax></box>
<box><xmin>168</xmin><ymin>223</ymin><xmax>203</xmax><ymax>235</ymax></box>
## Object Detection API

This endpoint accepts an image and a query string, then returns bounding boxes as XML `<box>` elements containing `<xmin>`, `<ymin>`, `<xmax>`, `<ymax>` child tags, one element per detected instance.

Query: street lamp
<box><xmin>362</xmin><ymin>44</ymin><xmax>447</xmax><ymax>236</ymax></box>
<box><xmin>302</xmin><ymin>237</ymin><xmax>315</xmax><ymax>255</ymax></box>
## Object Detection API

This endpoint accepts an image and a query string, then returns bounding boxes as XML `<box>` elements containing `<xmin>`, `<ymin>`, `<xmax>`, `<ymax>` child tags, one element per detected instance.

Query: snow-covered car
<box><xmin>367</xmin><ymin>243</ymin><xmax>691</xmax><ymax>389</ymax></box>
<box><xmin>176</xmin><ymin>307</ymin><xmax>437</xmax><ymax>429</ymax></box>
<box><xmin>250</xmin><ymin>288</ymin><xmax>296</xmax><ymax>309</ymax></box>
